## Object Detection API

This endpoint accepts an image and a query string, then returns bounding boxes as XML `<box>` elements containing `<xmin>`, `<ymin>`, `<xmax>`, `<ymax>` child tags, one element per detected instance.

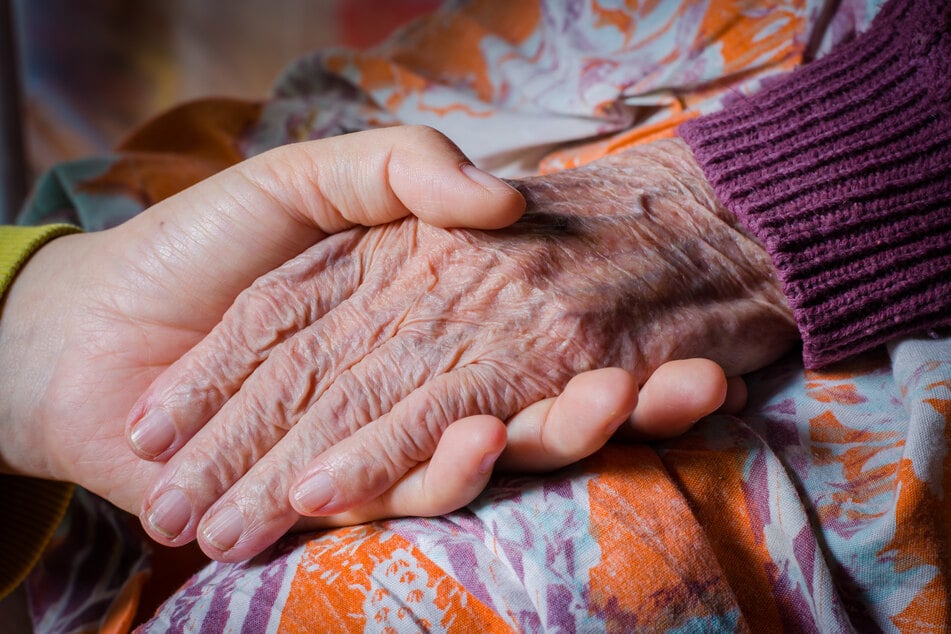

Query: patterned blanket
<box><xmin>22</xmin><ymin>1</ymin><xmax>950</xmax><ymax>631</ymax></box>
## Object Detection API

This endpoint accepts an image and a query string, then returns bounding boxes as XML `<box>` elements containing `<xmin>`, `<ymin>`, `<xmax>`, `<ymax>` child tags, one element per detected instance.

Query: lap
<box><xmin>121</xmin><ymin>337</ymin><xmax>947</xmax><ymax>631</ymax></box>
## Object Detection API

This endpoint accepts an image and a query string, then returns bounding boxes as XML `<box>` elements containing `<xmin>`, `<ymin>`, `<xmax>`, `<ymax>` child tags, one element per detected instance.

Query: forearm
<box><xmin>679</xmin><ymin>0</ymin><xmax>951</xmax><ymax>368</ymax></box>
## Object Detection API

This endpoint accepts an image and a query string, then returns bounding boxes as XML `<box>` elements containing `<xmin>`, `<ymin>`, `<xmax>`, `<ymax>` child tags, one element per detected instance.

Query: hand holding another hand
<box><xmin>132</xmin><ymin>137</ymin><xmax>796</xmax><ymax>560</ymax></box>
<box><xmin>0</xmin><ymin>124</ymin><xmax>744</xmax><ymax>568</ymax></box>
<box><xmin>0</xmin><ymin>126</ymin><xmax>524</xmax><ymax>512</ymax></box>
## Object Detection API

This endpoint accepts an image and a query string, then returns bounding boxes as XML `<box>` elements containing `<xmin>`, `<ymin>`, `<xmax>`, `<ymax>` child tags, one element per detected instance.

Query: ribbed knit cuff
<box><xmin>0</xmin><ymin>224</ymin><xmax>81</xmax><ymax>297</ymax></box>
<box><xmin>0</xmin><ymin>477</ymin><xmax>73</xmax><ymax>598</ymax></box>
<box><xmin>679</xmin><ymin>0</ymin><xmax>951</xmax><ymax>368</ymax></box>
<box><xmin>0</xmin><ymin>224</ymin><xmax>80</xmax><ymax>599</ymax></box>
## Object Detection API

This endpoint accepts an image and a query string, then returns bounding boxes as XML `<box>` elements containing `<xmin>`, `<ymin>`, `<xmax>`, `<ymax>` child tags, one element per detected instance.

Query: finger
<box><xmin>136</xmin><ymin>287</ymin><xmax>407</xmax><ymax>546</ymax></box>
<box><xmin>288</xmin><ymin>364</ymin><xmax>509</xmax><ymax>519</ymax></box>
<box><xmin>126</xmin><ymin>230</ymin><xmax>367</xmax><ymax>460</ymax></box>
<box><xmin>318</xmin><ymin>125</ymin><xmax>525</xmax><ymax>230</ymax></box>
<box><xmin>295</xmin><ymin>415</ymin><xmax>506</xmax><ymax>530</ymax></box>
<box><xmin>138</xmin><ymin>310</ymin><xmax>466</xmax><ymax>550</ymax></box>
<box><xmin>497</xmin><ymin>367</ymin><xmax>638</xmax><ymax>472</ymax></box>
<box><xmin>718</xmin><ymin>375</ymin><xmax>748</xmax><ymax>414</ymax></box>
<box><xmin>498</xmin><ymin>360</ymin><xmax>733</xmax><ymax>474</ymax></box>
<box><xmin>620</xmin><ymin>358</ymin><xmax>729</xmax><ymax>440</ymax></box>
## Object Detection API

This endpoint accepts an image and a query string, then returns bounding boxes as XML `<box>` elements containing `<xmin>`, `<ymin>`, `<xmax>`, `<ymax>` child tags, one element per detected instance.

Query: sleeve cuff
<box><xmin>0</xmin><ymin>477</ymin><xmax>73</xmax><ymax>598</ymax></box>
<box><xmin>679</xmin><ymin>0</ymin><xmax>951</xmax><ymax>367</ymax></box>
<box><xmin>0</xmin><ymin>224</ymin><xmax>83</xmax><ymax>297</ymax></box>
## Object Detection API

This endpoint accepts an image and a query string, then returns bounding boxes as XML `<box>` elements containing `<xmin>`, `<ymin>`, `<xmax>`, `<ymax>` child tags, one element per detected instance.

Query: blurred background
<box><xmin>1</xmin><ymin>0</ymin><xmax>442</xmax><ymax>220</ymax></box>
<box><xmin>12</xmin><ymin>0</ymin><xmax>441</xmax><ymax>171</ymax></box>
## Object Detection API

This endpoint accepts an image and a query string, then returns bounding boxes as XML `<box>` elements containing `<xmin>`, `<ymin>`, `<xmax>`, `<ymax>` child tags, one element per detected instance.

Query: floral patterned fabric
<box><xmin>135</xmin><ymin>339</ymin><xmax>950</xmax><ymax>632</ymax></box>
<box><xmin>22</xmin><ymin>0</ymin><xmax>950</xmax><ymax>631</ymax></box>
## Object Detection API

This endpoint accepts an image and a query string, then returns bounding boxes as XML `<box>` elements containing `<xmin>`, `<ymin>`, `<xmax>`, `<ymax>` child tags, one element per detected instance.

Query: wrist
<box><xmin>639</xmin><ymin>139</ymin><xmax>796</xmax><ymax>372</ymax></box>
<box><xmin>0</xmin><ymin>229</ymin><xmax>83</xmax><ymax>478</ymax></box>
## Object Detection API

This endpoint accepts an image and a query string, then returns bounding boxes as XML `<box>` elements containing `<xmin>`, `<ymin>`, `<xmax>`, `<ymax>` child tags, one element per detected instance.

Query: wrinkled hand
<box><xmin>134</xmin><ymin>137</ymin><xmax>797</xmax><ymax>560</ymax></box>
<box><xmin>0</xmin><ymin>126</ymin><xmax>524</xmax><ymax>513</ymax></box>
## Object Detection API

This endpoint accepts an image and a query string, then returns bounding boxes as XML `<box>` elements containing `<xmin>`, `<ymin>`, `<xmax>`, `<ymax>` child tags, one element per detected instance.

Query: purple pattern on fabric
<box><xmin>198</xmin><ymin>566</ymin><xmax>239</xmax><ymax>634</ymax></box>
<box><xmin>240</xmin><ymin>549</ymin><xmax>292</xmax><ymax>634</ymax></box>
<box><xmin>765</xmin><ymin>397</ymin><xmax>797</xmax><ymax>416</ymax></box>
<box><xmin>443</xmin><ymin>538</ymin><xmax>490</xmax><ymax>603</ymax></box>
<box><xmin>792</xmin><ymin>526</ymin><xmax>817</xmax><ymax>596</ymax></box>
<box><xmin>546</xmin><ymin>584</ymin><xmax>576</xmax><ymax>633</ymax></box>
<box><xmin>743</xmin><ymin>443</ymin><xmax>772</xmax><ymax>547</ymax></box>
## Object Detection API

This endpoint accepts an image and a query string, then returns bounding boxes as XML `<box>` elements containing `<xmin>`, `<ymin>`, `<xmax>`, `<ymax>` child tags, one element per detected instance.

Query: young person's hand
<box><xmin>0</xmin><ymin>126</ymin><xmax>524</xmax><ymax>514</ymax></box>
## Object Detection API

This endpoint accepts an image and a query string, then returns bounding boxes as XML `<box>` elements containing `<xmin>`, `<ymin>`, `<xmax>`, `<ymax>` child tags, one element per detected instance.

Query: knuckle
<box><xmin>390</xmin><ymin>389</ymin><xmax>455</xmax><ymax>465</ymax></box>
<box><xmin>240</xmin><ymin>387</ymin><xmax>291</xmax><ymax>439</ymax></box>
<box><xmin>229</xmin><ymin>277</ymin><xmax>305</xmax><ymax>352</ymax></box>
<box><xmin>233</xmin><ymin>460</ymin><xmax>294</xmax><ymax>514</ymax></box>
<box><xmin>240</xmin><ymin>331</ymin><xmax>331</xmax><ymax>434</ymax></box>
<box><xmin>309</xmin><ymin>387</ymin><xmax>367</xmax><ymax>442</ymax></box>
<box><xmin>162</xmin><ymin>357</ymin><xmax>230</xmax><ymax>423</ymax></box>
<box><xmin>169</xmin><ymin>443</ymin><xmax>244</xmax><ymax>502</ymax></box>
<box><xmin>250</xmin><ymin>145</ymin><xmax>312</xmax><ymax>201</ymax></box>
<box><xmin>327</xmin><ymin>374</ymin><xmax>376</xmax><ymax>428</ymax></box>
<box><xmin>342</xmin><ymin>433</ymin><xmax>413</xmax><ymax>496</ymax></box>
<box><xmin>330</xmin><ymin>338</ymin><xmax>426</xmax><ymax>426</ymax></box>
<box><xmin>404</xmin><ymin>124</ymin><xmax>447</xmax><ymax>147</ymax></box>
<box><xmin>346</xmin><ymin>443</ymin><xmax>394</xmax><ymax>492</ymax></box>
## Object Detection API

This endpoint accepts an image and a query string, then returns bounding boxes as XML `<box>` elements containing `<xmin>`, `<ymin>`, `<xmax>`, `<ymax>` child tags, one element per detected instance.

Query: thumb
<box><xmin>121</xmin><ymin>125</ymin><xmax>524</xmax><ymax>314</ymax></box>
<box><xmin>314</xmin><ymin>125</ymin><xmax>525</xmax><ymax>230</ymax></box>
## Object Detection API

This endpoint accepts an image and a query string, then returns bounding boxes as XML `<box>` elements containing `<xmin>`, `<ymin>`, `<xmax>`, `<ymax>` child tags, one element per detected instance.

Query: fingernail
<box><xmin>478</xmin><ymin>449</ymin><xmax>504</xmax><ymax>474</ymax></box>
<box><xmin>461</xmin><ymin>163</ymin><xmax>509</xmax><ymax>190</ymax></box>
<box><xmin>202</xmin><ymin>505</ymin><xmax>245</xmax><ymax>552</ymax></box>
<box><xmin>130</xmin><ymin>409</ymin><xmax>175</xmax><ymax>458</ymax></box>
<box><xmin>147</xmin><ymin>488</ymin><xmax>192</xmax><ymax>539</ymax></box>
<box><xmin>293</xmin><ymin>471</ymin><xmax>334</xmax><ymax>513</ymax></box>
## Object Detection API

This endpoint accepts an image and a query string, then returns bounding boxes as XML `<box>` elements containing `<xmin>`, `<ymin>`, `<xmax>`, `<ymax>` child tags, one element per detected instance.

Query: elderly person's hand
<box><xmin>132</xmin><ymin>137</ymin><xmax>797</xmax><ymax>561</ymax></box>
<box><xmin>0</xmin><ymin>126</ymin><xmax>525</xmax><ymax>514</ymax></box>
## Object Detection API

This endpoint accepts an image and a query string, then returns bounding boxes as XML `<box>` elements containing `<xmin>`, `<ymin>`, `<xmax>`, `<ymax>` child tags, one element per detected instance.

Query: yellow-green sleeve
<box><xmin>0</xmin><ymin>224</ymin><xmax>82</xmax><ymax>599</ymax></box>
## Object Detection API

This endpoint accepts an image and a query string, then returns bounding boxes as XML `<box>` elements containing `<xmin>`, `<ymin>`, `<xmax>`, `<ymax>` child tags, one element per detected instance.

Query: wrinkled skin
<box><xmin>136</xmin><ymin>138</ymin><xmax>798</xmax><ymax>560</ymax></box>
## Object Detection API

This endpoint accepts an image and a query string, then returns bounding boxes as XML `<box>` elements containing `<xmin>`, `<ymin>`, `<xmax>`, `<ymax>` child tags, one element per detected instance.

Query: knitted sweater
<box><xmin>680</xmin><ymin>0</ymin><xmax>951</xmax><ymax>368</ymax></box>
<box><xmin>0</xmin><ymin>225</ymin><xmax>79</xmax><ymax>598</ymax></box>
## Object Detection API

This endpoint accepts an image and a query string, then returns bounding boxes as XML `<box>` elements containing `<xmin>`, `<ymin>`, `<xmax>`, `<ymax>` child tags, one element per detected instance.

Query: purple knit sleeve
<box><xmin>679</xmin><ymin>0</ymin><xmax>951</xmax><ymax>368</ymax></box>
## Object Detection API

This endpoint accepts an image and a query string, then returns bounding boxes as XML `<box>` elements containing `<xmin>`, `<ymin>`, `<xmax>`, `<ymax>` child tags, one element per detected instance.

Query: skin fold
<box><xmin>133</xmin><ymin>138</ymin><xmax>798</xmax><ymax>560</ymax></box>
